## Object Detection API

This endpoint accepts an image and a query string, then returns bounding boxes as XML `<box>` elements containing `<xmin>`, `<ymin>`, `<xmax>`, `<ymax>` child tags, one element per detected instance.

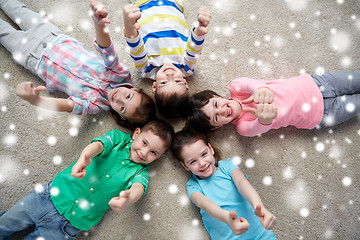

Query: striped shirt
<box><xmin>124</xmin><ymin>0</ymin><xmax>207</xmax><ymax>80</ymax></box>
<box><xmin>36</xmin><ymin>35</ymin><xmax>132</xmax><ymax>115</ymax></box>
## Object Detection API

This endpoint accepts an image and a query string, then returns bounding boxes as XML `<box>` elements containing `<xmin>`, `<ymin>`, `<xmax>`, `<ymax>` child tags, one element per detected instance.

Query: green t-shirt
<box><xmin>50</xmin><ymin>129</ymin><xmax>149</xmax><ymax>231</ymax></box>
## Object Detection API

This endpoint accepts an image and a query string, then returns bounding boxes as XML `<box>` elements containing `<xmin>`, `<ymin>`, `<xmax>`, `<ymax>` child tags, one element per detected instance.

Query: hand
<box><xmin>16</xmin><ymin>82</ymin><xmax>47</xmax><ymax>105</ymax></box>
<box><xmin>123</xmin><ymin>4</ymin><xmax>141</xmax><ymax>37</ymax></box>
<box><xmin>90</xmin><ymin>1</ymin><xmax>111</xmax><ymax>25</ymax></box>
<box><xmin>195</xmin><ymin>6</ymin><xmax>211</xmax><ymax>36</ymax></box>
<box><xmin>108</xmin><ymin>190</ymin><xmax>131</xmax><ymax>212</ymax></box>
<box><xmin>242</xmin><ymin>87</ymin><xmax>274</xmax><ymax>104</ymax></box>
<box><xmin>243</xmin><ymin>104</ymin><xmax>277</xmax><ymax>125</ymax></box>
<box><xmin>71</xmin><ymin>154</ymin><xmax>92</xmax><ymax>179</ymax></box>
<box><xmin>254</xmin><ymin>205</ymin><xmax>277</xmax><ymax>230</ymax></box>
<box><xmin>225</xmin><ymin>211</ymin><xmax>250</xmax><ymax>235</ymax></box>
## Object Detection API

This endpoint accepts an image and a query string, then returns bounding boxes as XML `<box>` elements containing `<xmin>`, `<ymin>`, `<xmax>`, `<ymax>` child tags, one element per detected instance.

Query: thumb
<box><xmin>242</xmin><ymin>107</ymin><xmax>257</xmax><ymax>115</ymax></box>
<box><xmin>229</xmin><ymin>211</ymin><xmax>238</xmax><ymax>220</ymax></box>
<box><xmin>101</xmin><ymin>18</ymin><xmax>111</xmax><ymax>24</ymax></box>
<box><xmin>34</xmin><ymin>86</ymin><xmax>47</xmax><ymax>94</ymax></box>
<box><xmin>120</xmin><ymin>189</ymin><xmax>131</xmax><ymax>198</ymax></box>
<box><xmin>239</xmin><ymin>217</ymin><xmax>247</xmax><ymax>222</ymax></box>
<box><xmin>242</xmin><ymin>95</ymin><xmax>254</xmax><ymax>104</ymax></box>
<box><xmin>134</xmin><ymin>22</ymin><xmax>141</xmax><ymax>31</ymax></box>
<box><xmin>254</xmin><ymin>205</ymin><xmax>263</xmax><ymax>217</ymax></box>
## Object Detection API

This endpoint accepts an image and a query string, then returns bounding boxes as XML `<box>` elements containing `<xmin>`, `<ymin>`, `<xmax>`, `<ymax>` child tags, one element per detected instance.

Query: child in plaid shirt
<box><xmin>0</xmin><ymin>0</ymin><xmax>156</xmax><ymax>128</ymax></box>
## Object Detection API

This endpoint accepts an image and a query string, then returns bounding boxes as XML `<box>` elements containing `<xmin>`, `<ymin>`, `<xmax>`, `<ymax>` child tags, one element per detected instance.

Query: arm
<box><xmin>71</xmin><ymin>141</ymin><xmax>104</xmax><ymax>179</ymax></box>
<box><xmin>231</xmin><ymin>169</ymin><xmax>276</xmax><ymax>230</ymax></box>
<box><xmin>191</xmin><ymin>192</ymin><xmax>250</xmax><ymax>235</ymax></box>
<box><xmin>16</xmin><ymin>82</ymin><xmax>74</xmax><ymax>113</ymax></box>
<box><xmin>90</xmin><ymin>1</ymin><xmax>111</xmax><ymax>48</ymax></box>
<box><xmin>184</xmin><ymin>7</ymin><xmax>211</xmax><ymax>74</ymax></box>
<box><xmin>108</xmin><ymin>182</ymin><xmax>144</xmax><ymax>212</ymax></box>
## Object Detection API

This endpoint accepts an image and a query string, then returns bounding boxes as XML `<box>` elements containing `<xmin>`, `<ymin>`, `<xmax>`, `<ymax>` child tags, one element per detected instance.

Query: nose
<box><xmin>198</xmin><ymin>159</ymin><xmax>207</xmax><ymax>167</ymax></box>
<box><xmin>216</xmin><ymin>106</ymin><xmax>226</xmax><ymax>116</ymax></box>
<box><xmin>140</xmin><ymin>148</ymin><xmax>149</xmax><ymax>159</ymax></box>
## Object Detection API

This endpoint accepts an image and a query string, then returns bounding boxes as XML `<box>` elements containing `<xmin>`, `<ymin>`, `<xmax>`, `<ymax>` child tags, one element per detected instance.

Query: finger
<box><xmin>254</xmin><ymin>205</ymin><xmax>262</xmax><ymax>217</ymax></box>
<box><xmin>229</xmin><ymin>211</ymin><xmax>238</xmax><ymax>220</ymax></box>
<box><xmin>242</xmin><ymin>107</ymin><xmax>257</xmax><ymax>115</ymax></box>
<box><xmin>101</xmin><ymin>18</ymin><xmax>111</xmax><ymax>24</ymax></box>
<box><xmin>242</xmin><ymin>95</ymin><xmax>253</xmax><ymax>104</ymax></box>
<box><xmin>120</xmin><ymin>189</ymin><xmax>131</xmax><ymax>198</ymax></box>
<box><xmin>33</xmin><ymin>86</ymin><xmax>47</xmax><ymax>94</ymax></box>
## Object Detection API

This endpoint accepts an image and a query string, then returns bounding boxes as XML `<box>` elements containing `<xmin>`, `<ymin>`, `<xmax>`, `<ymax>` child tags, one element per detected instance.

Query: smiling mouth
<box><xmin>199</xmin><ymin>164</ymin><xmax>210</xmax><ymax>173</ymax></box>
<box><xmin>227</xmin><ymin>105</ymin><xmax>232</xmax><ymax>117</ymax></box>
<box><xmin>163</xmin><ymin>67</ymin><xmax>174</xmax><ymax>73</ymax></box>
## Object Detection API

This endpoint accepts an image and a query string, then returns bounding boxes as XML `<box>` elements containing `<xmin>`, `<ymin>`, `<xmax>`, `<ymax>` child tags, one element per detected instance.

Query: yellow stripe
<box><xmin>174</xmin><ymin>0</ymin><xmax>184</xmax><ymax>12</ymax></box>
<box><xmin>135</xmin><ymin>60</ymin><xmax>148</xmax><ymax>69</ymax></box>
<box><xmin>136</xmin><ymin>0</ymin><xmax>150</xmax><ymax>7</ymax></box>
<box><xmin>160</xmin><ymin>47</ymin><xmax>185</xmax><ymax>56</ymax></box>
<box><xmin>185</xmin><ymin>58</ymin><xmax>196</xmax><ymax>65</ymax></box>
<box><xmin>130</xmin><ymin>45</ymin><xmax>145</xmax><ymax>56</ymax></box>
<box><xmin>139</xmin><ymin>14</ymin><xmax>188</xmax><ymax>29</ymax></box>
<box><xmin>186</xmin><ymin>42</ymin><xmax>202</xmax><ymax>53</ymax></box>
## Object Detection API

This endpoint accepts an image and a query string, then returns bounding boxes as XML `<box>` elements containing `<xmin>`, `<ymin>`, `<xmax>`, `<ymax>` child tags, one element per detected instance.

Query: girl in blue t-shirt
<box><xmin>171</xmin><ymin>128</ymin><xmax>277</xmax><ymax>239</ymax></box>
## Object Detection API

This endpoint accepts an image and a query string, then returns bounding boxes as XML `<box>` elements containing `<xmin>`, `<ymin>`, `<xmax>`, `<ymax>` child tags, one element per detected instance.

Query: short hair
<box><xmin>171</xmin><ymin>128</ymin><xmax>221</xmax><ymax>164</ymax></box>
<box><xmin>186</xmin><ymin>90</ymin><xmax>221</xmax><ymax>132</ymax></box>
<box><xmin>111</xmin><ymin>89</ymin><xmax>157</xmax><ymax>130</ymax></box>
<box><xmin>155</xmin><ymin>91</ymin><xmax>189</xmax><ymax>119</ymax></box>
<box><xmin>141</xmin><ymin>118</ymin><xmax>175</xmax><ymax>150</ymax></box>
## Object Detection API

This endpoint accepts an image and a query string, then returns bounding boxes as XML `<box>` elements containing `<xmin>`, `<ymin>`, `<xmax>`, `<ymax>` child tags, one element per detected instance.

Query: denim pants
<box><xmin>0</xmin><ymin>182</ymin><xmax>81</xmax><ymax>240</ymax></box>
<box><xmin>0</xmin><ymin>0</ymin><xmax>63</xmax><ymax>74</ymax></box>
<box><xmin>312</xmin><ymin>71</ymin><xmax>360</xmax><ymax>127</ymax></box>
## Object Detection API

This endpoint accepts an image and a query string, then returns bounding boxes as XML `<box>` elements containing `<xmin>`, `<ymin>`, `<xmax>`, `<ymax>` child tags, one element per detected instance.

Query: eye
<box><xmin>214</xmin><ymin>101</ymin><xmax>218</xmax><ymax>108</ymax></box>
<box><xmin>151</xmin><ymin>151</ymin><xmax>157</xmax><ymax>156</ymax></box>
<box><xmin>126</xmin><ymin>94</ymin><xmax>131</xmax><ymax>99</ymax></box>
<box><xmin>190</xmin><ymin>160</ymin><xmax>196</xmax><ymax>165</ymax></box>
<box><xmin>160</xmin><ymin>80</ymin><xmax>167</xmax><ymax>85</ymax></box>
<box><xmin>214</xmin><ymin>115</ymin><xmax>218</xmax><ymax>122</ymax></box>
<box><xmin>175</xmin><ymin>80</ymin><xmax>182</xmax><ymax>83</ymax></box>
<box><xmin>202</xmin><ymin>151</ymin><xmax>208</xmax><ymax>157</ymax></box>
<box><xmin>142</xmin><ymin>140</ymin><xmax>147</xmax><ymax>146</ymax></box>
<box><xmin>120</xmin><ymin>106</ymin><xmax>125</xmax><ymax>112</ymax></box>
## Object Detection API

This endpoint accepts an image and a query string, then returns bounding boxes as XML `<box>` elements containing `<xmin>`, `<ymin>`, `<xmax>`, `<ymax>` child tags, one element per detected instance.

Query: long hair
<box><xmin>186</xmin><ymin>90</ymin><xmax>221</xmax><ymax>132</ymax></box>
<box><xmin>171</xmin><ymin>128</ymin><xmax>221</xmax><ymax>164</ymax></box>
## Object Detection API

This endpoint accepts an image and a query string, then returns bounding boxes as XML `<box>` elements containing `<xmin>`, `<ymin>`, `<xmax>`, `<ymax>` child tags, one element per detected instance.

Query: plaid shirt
<box><xmin>36</xmin><ymin>35</ymin><xmax>132</xmax><ymax>115</ymax></box>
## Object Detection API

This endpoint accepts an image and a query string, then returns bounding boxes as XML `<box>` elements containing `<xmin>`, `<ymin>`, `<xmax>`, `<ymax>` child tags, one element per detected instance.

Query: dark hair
<box><xmin>111</xmin><ymin>89</ymin><xmax>157</xmax><ymax>130</ymax></box>
<box><xmin>141</xmin><ymin>118</ymin><xmax>175</xmax><ymax>150</ymax></box>
<box><xmin>171</xmin><ymin>128</ymin><xmax>221</xmax><ymax>164</ymax></box>
<box><xmin>155</xmin><ymin>91</ymin><xmax>189</xmax><ymax>119</ymax></box>
<box><xmin>186</xmin><ymin>90</ymin><xmax>221</xmax><ymax>132</ymax></box>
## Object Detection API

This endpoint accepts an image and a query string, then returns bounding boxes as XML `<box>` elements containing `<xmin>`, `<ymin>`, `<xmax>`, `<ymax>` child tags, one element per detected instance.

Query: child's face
<box><xmin>180</xmin><ymin>140</ymin><xmax>218</xmax><ymax>179</ymax></box>
<box><xmin>201</xmin><ymin>96</ymin><xmax>242</xmax><ymax>129</ymax></box>
<box><xmin>108</xmin><ymin>87</ymin><xmax>142</xmax><ymax>120</ymax></box>
<box><xmin>130</xmin><ymin>129</ymin><xmax>167</xmax><ymax>164</ymax></box>
<box><xmin>153</xmin><ymin>63</ymin><xmax>188</xmax><ymax>96</ymax></box>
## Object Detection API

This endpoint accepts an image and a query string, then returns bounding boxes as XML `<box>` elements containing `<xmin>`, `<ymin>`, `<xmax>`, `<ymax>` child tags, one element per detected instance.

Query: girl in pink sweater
<box><xmin>187</xmin><ymin>71</ymin><xmax>360</xmax><ymax>137</ymax></box>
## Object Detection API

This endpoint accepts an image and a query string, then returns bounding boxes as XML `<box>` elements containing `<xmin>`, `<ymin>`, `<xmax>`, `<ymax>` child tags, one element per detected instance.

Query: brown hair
<box><xmin>186</xmin><ymin>90</ymin><xmax>221</xmax><ymax>132</ymax></box>
<box><xmin>171</xmin><ymin>128</ymin><xmax>221</xmax><ymax>164</ymax></box>
<box><xmin>155</xmin><ymin>91</ymin><xmax>189</xmax><ymax>119</ymax></box>
<box><xmin>141</xmin><ymin>118</ymin><xmax>175</xmax><ymax>150</ymax></box>
<box><xmin>111</xmin><ymin>89</ymin><xmax>157</xmax><ymax>130</ymax></box>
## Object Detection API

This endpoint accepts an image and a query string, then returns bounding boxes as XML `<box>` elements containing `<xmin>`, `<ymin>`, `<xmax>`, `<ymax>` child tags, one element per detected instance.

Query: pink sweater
<box><xmin>229</xmin><ymin>75</ymin><xmax>324</xmax><ymax>137</ymax></box>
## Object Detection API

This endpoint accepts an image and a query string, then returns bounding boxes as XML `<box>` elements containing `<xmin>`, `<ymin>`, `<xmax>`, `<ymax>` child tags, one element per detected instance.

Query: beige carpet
<box><xmin>0</xmin><ymin>0</ymin><xmax>359</xmax><ymax>239</ymax></box>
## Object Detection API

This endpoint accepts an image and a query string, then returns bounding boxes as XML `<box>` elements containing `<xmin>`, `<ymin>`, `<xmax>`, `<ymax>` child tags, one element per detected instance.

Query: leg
<box><xmin>312</xmin><ymin>71</ymin><xmax>360</xmax><ymax>127</ymax></box>
<box><xmin>0</xmin><ymin>0</ymin><xmax>43</xmax><ymax>31</ymax></box>
<box><xmin>319</xmin><ymin>94</ymin><xmax>360</xmax><ymax>127</ymax></box>
<box><xmin>311</xmin><ymin>71</ymin><xmax>360</xmax><ymax>97</ymax></box>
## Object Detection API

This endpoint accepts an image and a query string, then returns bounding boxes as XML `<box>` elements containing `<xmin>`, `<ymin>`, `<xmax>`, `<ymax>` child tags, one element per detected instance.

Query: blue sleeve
<box><xmin>223</xmin><ymin>158</ymin><xmax>248</xmax><ymax>179</ymax></box>
<box><xmin>186</xmin><ymin>176</ymin><xmax>202</xmax><ymax>200</ymax></box>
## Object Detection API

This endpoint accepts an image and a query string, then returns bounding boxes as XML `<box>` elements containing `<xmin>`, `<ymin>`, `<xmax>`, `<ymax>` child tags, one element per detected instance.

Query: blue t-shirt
<box><xmin>187</xmin><ymin>158</ymin><xmax>276</xmax><ymax>240</ymax></box>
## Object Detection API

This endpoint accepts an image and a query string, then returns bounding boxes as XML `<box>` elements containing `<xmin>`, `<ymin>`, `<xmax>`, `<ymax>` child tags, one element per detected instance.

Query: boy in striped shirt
<box><xmin>123</xmin><ymin>0</ymin><xmax>211</xmax><ymax>118</ymax></box>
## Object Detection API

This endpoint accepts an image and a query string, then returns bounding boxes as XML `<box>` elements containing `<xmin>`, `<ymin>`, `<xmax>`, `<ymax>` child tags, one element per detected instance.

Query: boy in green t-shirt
<box><xmin>0</xmin><ymin>119</ymin><xmax>174</xmax><ymax>239</ymax></box>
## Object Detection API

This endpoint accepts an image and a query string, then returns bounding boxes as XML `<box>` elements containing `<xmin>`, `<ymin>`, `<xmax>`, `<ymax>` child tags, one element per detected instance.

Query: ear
<box><xmin>183</xmin><ymin>79</ymin><xmax>189</xmax><ymax>90</ymax></box>
<box><xmin>180</xmin><ymin>161</ymin><xmax>190</xmax><ymax>171</ymax></box>
<box><xmin>152</xmin><ymin>82</ymin><xmax>156</xmax><ymax>93</ymax></box>
<box><xmin>211</xmin><ymin>125</ymin><xmax>223</xmax><ymax>130</ymax></box>
<box><xmin>132</xmin><ymin>127</ymin><xmax>141</xmax><ymax>139</ymax></box>
<box><xmin>208</xmin><ymin>143</ymin><xmax>215</xmax><ymax>156</ymax></box>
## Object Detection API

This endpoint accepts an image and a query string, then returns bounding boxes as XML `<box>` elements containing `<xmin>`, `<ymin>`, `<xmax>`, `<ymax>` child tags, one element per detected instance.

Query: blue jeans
<box><xmin>312</xmin><ymin>71</ymin><xmax>360</xmax><ymax>127</ymax></box>
<box><xmin>0</xmin><ymin>0</ymin><xmax>63</xmax><ymax>74</ymax></box>
<box><xmin>0</xmin><ymin>182</ymin><xmax>80</xmax><ymax>240</ymax></box>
